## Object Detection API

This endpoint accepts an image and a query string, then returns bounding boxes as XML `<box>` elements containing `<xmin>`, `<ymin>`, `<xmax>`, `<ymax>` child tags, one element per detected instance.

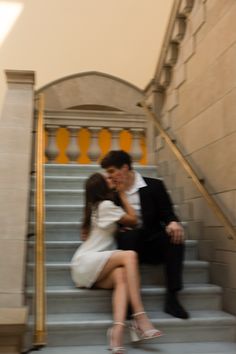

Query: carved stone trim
<box><xmin>171</xmin><ymin>17</ymin><xmax>186</xmax><ymax>43</ymax></box>
<box><xmin>159</xmin><ymin>66</ymin><xmax>172</xmax><ymax>89</ymax></box>
<box><xmin>5</xmin><ymin>70</ymin><xmax>35</xmax><ymax>85</ymax></box>
<box><xmin>165</xmin><ymin>42</ymin><xmax>179</xmax><ymax>66</ymax></box>
<box><xmin>178</xmin><ymin>0</ymin><xmax>195</xmax><ymax>17</ymax></box>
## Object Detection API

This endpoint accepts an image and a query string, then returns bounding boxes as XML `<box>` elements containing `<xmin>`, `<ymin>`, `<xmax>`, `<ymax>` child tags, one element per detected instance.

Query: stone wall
<box><xmin>147</xmin><ymin>0</ymin><xmax>236</xmax><ymax>314</ymax></box>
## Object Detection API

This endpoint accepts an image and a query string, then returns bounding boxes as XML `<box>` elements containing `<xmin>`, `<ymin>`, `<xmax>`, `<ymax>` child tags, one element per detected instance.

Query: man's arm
<box><xmin>154</xmin><ymin>179</ymin><xmax>184</xmax><ymax>244</ymax></box>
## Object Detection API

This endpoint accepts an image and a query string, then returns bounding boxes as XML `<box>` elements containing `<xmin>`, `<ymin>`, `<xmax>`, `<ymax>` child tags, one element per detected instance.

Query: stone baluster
<box><xmin>66</xmin><ymin>126</ymin><xmax>80</xmax><ymax>163</ymax></box>
<box><xmin>45</xmin><ymin>125</ymin><xmax>59</xmax><ymax>163</ymax></box>
<box><xmin>87</xmin><ymin>127</ymin><xmax>101</xmax><ymax>163</ymax></box>
<box><xmin>130</xmin><ymin>128</ymin><xmax>144</xmax><ymax>163</ymax></box>
<box><xmin>109</xmin><ymin>127</ymin><xmax>122</xmax><ymax>151</ymax></box>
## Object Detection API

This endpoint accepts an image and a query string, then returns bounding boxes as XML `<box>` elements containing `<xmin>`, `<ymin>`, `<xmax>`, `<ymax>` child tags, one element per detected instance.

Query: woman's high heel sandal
<box><xmin>129</xmin><ymin>311</ymin><xmax>163</xmax><ymax>342</ymax></box>
<box><xmin>107</xmin><ymin>321</ymin><xmax>126</xmax><ymax>354</ymax></box>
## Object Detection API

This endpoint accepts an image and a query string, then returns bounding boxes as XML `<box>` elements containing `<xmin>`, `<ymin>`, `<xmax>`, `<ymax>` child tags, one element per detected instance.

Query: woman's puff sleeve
<box><xmin>97</xmin><ymin>200</ymin><xmax>125</xmax><ymax>228</ymax></box>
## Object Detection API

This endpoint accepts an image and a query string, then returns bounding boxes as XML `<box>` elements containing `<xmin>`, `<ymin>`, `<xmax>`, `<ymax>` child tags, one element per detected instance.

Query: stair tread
<box><xmin>32</xmin><ymin>189</ymin><xmax>84</xmax><ymax>192</ymax></box>
<box><xmin>28</xmin><ymin>239</ymin><xmax>198</xmax><ymax>246</ymax></box>
<box><xmin>27</xmin><ymin>283</ymin><xmax>221</xmax><ymax>295</ymax></box>
<box><xmin>31</xmin><ymin>342</ymin><xmax>236</xmax><ymax>354</ymax></box>
<box><xmin>45</xmin><ymin>163</ymin><xmax>158</xmax><ymax>168</ymax></box>
<box><xmin>29</xmin><ymin>221</ymin><xmax>82</xmax><ymax>225</ymax></box>
<box><xmin>28</xmin><ymin>260</ymin><xmax>208</xmax><ymax>267</ymax></box>
<box><xmin>29</xmin><ymin>310</ymin><xmax>236</xmax><ymax>325</ymax></box>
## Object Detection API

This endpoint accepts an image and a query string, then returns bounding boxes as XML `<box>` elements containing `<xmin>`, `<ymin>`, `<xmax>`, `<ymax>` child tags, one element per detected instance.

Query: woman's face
<box><xmin>104</xmin><ymin>174</ymin><xmax>116</xmax><ymax>190</ymax></box>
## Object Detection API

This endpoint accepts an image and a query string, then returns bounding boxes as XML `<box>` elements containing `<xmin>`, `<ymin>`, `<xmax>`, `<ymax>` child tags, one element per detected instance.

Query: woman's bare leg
<box><xmin>95</xmin><ymin>267</ymin><xmax>128</xmax><ymax>348</ymax></box>
<box><xmin>96</xmin><ymin>251</ymin><xmax>144</xmax><ymax>313</ymax></box>
<box><xmin>96</xmin><ymin>251</ymin><xmax>158</xmax><ymax>333</ymax></box>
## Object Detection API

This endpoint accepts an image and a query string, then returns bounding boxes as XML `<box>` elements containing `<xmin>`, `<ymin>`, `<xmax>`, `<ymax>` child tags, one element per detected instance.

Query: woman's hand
<box><xmin>115</xmin><ymin>180</ymin><xmax>126</xmax><ymax>194</ymax></box>
<box><xmin>81</xmin><ymin>228</ymin><xmax>88</xmax><ymax>241</ymax></box>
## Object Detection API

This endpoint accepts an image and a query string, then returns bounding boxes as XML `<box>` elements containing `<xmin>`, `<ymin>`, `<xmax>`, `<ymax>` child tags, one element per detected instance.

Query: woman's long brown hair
<box><xmin>82</xmin><ymin>173</ymin><xmax>114</xmax><ymax>236</ymax></box>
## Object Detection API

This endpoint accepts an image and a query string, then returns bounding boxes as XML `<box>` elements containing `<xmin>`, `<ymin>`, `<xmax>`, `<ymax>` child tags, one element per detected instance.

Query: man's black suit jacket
<box><xmin>138</xmin><ymin>177</ymin><xmax>179</xmax><ymax>235</ymax></box>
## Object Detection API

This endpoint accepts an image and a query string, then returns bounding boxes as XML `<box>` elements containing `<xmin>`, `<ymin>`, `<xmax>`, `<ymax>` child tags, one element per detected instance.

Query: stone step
<box><xmin>27</xmin><ymin>310</ymin><xmax>236</xmax><ymax>346</ymax></box>
<box><xmin>32</xmin><ymin>176</ymin><xmax>88</xmax><ymax>190</ymax></box>
<box><xmin>28</xmin><ymin>221</ymin><xmax>82</xmax><ymax>240</ymax></box>
<box><xmin>31</xmin><ymin>189</ymin><xmax>85</xmax><ymax>205</ymax></box>
<box><xmin>31</xmin><ymin>189</ymin><xmax>187</xmax><ymax>212</ymax></box>
<box><xmin>27</xmin><ymin>341</ymin><xmax>236</xmax><ymax>354</ymax></box>
<box><xmin>32</xmin><ymin>174</ymin><xmax>163</xmax><ymax>190</ymax></box>
<box><xmin>26</xmin><ymin>260</ymin><xmax>209</xmax><ymax>287</ymax></box>
<box><xmin>26</xmin><ymin>284</ymin><xmax>222</xmax><ymax>315</ymax></box>
<box><xmin>30</xmin><ymin>203</ymin><xmax>185</xmax><ymax>222</ymax></box>
<box><xmin>44</xmin><ymin>164</ymin><xmax>158</xmax><ymax>178</ymax></box>
<box><xmin>30</xmin><ymin>204</ymin><xmax>84</xmax><ymax>222</ymax></box>
<box><xmin>28</xmin><ymin>221</ymin><xmax>198</xmax><ymax>241</ymax></box>
<box><xmin>27</xmin><ymin>239</ymin><xmax>198</xmax><ymax>263</ymax></box>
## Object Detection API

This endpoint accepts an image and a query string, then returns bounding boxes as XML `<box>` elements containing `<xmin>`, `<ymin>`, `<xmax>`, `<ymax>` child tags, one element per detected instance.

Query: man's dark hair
<box><xmin>100</xmin><ymin>150</ymin><xmax>133</xmax><ymax>170</ymax></box>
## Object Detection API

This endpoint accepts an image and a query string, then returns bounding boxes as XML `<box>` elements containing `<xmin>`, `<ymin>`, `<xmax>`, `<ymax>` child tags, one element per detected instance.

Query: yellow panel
<box><xmin>78</xmin><ymin>128</ymin><xmax>91</xmax><ymax>164</ymax></box>
<box><xmin>55</xmin><ymin>127</ymin><xmax>69</xmax><ymax>164</ymax></box>
<box><xmin>99</xmin><ymin>128</ymin><xmax>111</xmax><ymax>161</ymax></box>
<box><xmin>120</xmin><ymin>130</ymin><xmax>131</xmax><ymax>152</ymax></box>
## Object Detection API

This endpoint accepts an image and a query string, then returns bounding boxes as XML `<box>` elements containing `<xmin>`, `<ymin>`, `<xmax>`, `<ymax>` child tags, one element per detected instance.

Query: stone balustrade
<box><xmin>43</xmin><ymin>109</ymin><xmax>147</xmax><ymax>164</ymax></box>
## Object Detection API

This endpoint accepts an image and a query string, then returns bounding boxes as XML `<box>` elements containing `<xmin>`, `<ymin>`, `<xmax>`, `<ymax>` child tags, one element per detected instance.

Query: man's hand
<box><xmin>165</xmin><ymin>221</ymin><xmax>184</xmax><ymax>244</ymax></box>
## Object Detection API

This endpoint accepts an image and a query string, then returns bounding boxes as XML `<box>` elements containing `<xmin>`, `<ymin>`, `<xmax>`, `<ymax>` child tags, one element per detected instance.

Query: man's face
<box><xmin>106</xmin><ymin>165</ymin><xmax>128</xmax><ymax>185</ymax></box>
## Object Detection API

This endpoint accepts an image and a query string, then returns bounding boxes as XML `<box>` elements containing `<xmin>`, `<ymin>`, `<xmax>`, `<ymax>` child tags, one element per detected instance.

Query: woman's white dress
<box><xmin>71</xmin><ymin>200</ymin><xmax>125</xmax><ymax>288</ymax></box>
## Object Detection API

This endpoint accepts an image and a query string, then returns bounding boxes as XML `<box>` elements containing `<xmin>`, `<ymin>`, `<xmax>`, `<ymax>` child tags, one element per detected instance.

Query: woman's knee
<box><xmin>112</xmin><ymin>267</ymin><xmax>126</xmax><ymax>286</ymax></box>
<box><xmin>123</xmin><ymin>250</ymin><xmax>138</xmax><ymax>264</ymax></box>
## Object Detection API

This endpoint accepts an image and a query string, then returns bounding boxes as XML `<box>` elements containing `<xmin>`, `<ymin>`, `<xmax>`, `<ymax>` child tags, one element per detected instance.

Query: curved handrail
<box><xmin>33</xmin><ymin>93</ymin><xmax>47</xmax><ymax>346</ymax></box>
<box><xmin>139</xmin><ymin>101</ymin><xmax>236</xmax><ymax>242</ymax></box>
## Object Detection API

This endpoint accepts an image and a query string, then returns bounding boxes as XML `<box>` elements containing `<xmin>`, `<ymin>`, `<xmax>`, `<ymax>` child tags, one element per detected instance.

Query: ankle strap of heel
<box><xmin>113</xmin><ymin>321</ymin><xmax>126</xmax><ymax>327</ymax></box>
<box><xmin>132</xmin><ymin>311</ymin><xmax>146</xmax><ymax>317</ymax></box>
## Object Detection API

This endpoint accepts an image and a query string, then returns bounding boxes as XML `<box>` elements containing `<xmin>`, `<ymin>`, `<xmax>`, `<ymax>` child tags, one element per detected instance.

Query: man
<box><xmin>101</xmin><ymin>150</ymin><xmax>189</xmax><ymax>319</ymax></box>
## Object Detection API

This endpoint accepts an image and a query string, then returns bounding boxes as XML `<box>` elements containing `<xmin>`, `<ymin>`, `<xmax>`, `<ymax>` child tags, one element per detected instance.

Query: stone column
<box><xmin>130</xmin><ymin>128</ymin><xmax>144</xmax><ymax>163</ymax></box>
<box><xmin>144</xmin><ymin>82</ymin><xmax>162</xmax><ymax>164</ymax></box>
<box><xmin>87</xmin><ymin>127</ymin><xmax>100</xmax><ymax>163</ymax></box>
<box><xmin>110</xmin><ymin>127</ymin><xmax>122</xmax><ymax>151</ymax></box>
<box><xmin>66</xmin><ymin>126</ymin><xmax>80</xmax><ymax>163</ymax></box>
<box><xmin>0</xmin><ymin>70</ymin><xmax>35</xmax><ymax>352</ymax></box>
<box><xmin>45</xmin><ymin>125</ymin><xmax>59</xmax><ymax>163</ymax></box>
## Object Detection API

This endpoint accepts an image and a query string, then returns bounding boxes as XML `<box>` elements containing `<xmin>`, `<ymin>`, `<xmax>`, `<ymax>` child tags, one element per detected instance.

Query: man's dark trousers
<box><xmin>115</xmin><ymin>228</ymin><xmax>185</xmax><ymax>292</ymax></box>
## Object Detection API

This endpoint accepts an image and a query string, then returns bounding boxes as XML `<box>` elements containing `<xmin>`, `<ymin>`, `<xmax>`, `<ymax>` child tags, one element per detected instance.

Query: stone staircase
<box><xmin>26</xmin><ymin>164</ymin><xmax>236</xmax><ymax>353</ymax></box>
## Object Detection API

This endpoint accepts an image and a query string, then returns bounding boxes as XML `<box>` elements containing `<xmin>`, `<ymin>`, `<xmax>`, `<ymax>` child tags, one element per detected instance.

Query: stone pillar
<box><xmin>66</xmin><ymin>126</ymin><xmax>80</xmax><ymax>163</ymax></box>
<box><xmin>87</xmin><ymin>127</ymin><xmax>100</xmax><ymax>163</ymax></box>
<box><xmin>144</xmin><ymin>81</ymin><xmax>163</xmax><ymax>164</ymax></box>
<box><xmin>110</xmin><ymin>127</ymin><xmax>122</xmax><ymax>151</ymax></box>
<box><xmin>130</xmin><ymin>128</ymin><xmax>143</xmax><ymax>163</ymax></box>
<box><xmin>0</xmin><ymin>70</ymin><xmax>35</xmax><ymax>352</ymax></box>
<box><xmin>45</xmin><ymin>125</ymin><xmax>59</xmax><ymax>163</ymax></box>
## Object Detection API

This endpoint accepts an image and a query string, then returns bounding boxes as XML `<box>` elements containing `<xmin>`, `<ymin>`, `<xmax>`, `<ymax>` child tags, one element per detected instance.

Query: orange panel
<box><xmin>55</xmin><ymin>127</ymin><xmax>69</xmax><ymax>164</ymax></box>
<box><xmin>78</xmin><ymin>128</ymin><xmax>91</xmax><ymax>164</ymax></box>
<box><xmin>99</xmin><ymin>129</ymin><xmax>111</xmax><ymax>161</ymax></box>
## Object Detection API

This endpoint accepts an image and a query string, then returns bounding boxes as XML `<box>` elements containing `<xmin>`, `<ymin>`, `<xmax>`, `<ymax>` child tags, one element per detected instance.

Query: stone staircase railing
<box><xmin>44</xmin><ymin>109</ymin><xmax>147</xmax><ymax>164</ymax></box>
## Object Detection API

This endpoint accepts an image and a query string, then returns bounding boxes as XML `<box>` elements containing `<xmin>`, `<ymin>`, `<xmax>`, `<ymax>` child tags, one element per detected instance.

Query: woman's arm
<box><xmin>117</xmin><ymin>191</ymin><xmax>137</xmax><ymax>227</ymax></box>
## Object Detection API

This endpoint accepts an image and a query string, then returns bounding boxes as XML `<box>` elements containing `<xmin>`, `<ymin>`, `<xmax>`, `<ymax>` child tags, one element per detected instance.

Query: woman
<box><xmin>71</xmin><ymin>173</ymin><xmax>162</xmax><ymax>354</ymax></box>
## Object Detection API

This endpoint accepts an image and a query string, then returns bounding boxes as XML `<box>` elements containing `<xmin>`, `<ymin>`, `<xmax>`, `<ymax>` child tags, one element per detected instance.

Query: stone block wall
<box><xmin>0</xmin><ymin>70</ymin><xmax>35</xmax><ymax>352</ymax></box>
<box><xmin>147</xmin><ymin>0</ymin><xmax>236</xmax><ymax>314</ymax></box>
